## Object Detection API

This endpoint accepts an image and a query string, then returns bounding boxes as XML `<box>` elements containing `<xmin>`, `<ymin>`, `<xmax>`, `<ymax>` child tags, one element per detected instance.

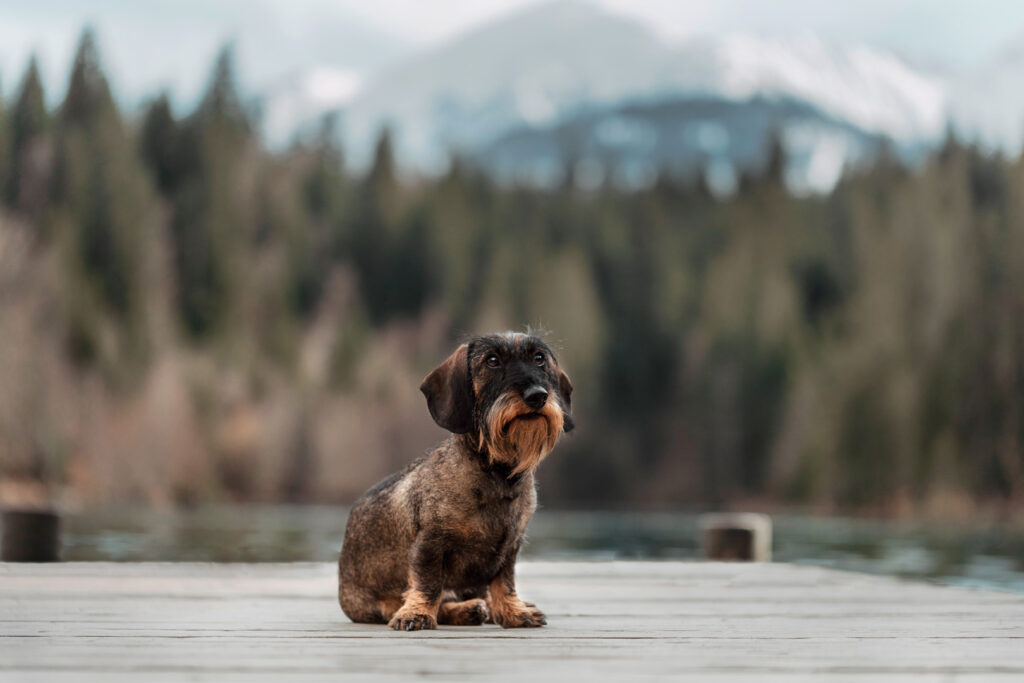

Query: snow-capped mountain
<box><xmin>474</xmin><ymin>95</ymin><xmax>890</xmax><ymax>195</ymax></box>
<box><xmin>665</xmin><ymin>34</ymin><xmax>947</xmax><ymax>142</ymax></box>
<box><xmin>261</xmin><ymin>0</ymin><xmax>966</xmax><ymax>191</ymax></box>
<box><xmin>313</xmin><ymin>0</ymin><xmax>950</xmax><ymax>189</ymax></box>
<box><xmin>339</xmin><ymin>1</ymin><xmax>669</xmax><ymax>170</ymax></box>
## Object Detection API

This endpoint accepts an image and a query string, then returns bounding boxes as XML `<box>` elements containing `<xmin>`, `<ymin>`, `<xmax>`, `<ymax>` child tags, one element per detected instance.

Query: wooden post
<box><xmin>1</xmin><ymin>508</ymin><xmax>61</xmax><ymax>562</ymax></box>
<box><xmin>699</xmin><ymin>512</ymin><xmax>771</xmax><ymax>562</ymax></box>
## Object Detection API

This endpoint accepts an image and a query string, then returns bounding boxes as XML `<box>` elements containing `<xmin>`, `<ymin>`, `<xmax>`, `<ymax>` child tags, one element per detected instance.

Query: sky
<box><xmin>1</xmin><ymin>0</ymin><xmax>1023</xmax><ymax>107</ymax></box>
<box><xmin>339</xmin><ymin>0</ymin><xmax>1024</xmax><ymax>67</ymax></box>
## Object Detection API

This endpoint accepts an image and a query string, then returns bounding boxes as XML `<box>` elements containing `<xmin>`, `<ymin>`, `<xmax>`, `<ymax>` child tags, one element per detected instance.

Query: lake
<box><xmin>54</xmin><ymin>505</ymin><xmax>1024</xmax><ymax>592</ymax></box>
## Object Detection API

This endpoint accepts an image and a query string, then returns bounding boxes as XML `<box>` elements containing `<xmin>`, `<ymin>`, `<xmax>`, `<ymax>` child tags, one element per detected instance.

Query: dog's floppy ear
<box><xmin>556</xmin><ymin>367</ymin><xmax>574</xmax><ymax>433</ymax></box>
<box><xmin>420</xmin><ymin>343</ymin><xmax>474</xmax><ymax>434</ymax></box>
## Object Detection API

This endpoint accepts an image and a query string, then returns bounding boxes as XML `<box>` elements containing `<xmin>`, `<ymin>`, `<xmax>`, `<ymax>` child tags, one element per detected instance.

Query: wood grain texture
<box><xmin>1</xmin><ymin>561</ymin><xmax>1023</xmax><ymax>681</ymax></box>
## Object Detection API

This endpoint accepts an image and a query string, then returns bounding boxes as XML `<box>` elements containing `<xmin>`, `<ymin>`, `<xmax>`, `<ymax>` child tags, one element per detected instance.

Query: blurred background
<box><xmin>0</xmin><ymin>0</ymin><xmax>1022</xmax><ymax>588</ymax></box>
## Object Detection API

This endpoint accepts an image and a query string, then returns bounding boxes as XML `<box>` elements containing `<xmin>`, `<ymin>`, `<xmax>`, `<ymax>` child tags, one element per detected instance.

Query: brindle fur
<box><xmin>338</xmin><ymin>332</ymin><xmax>573</xmax><ymax>630</ymax></box>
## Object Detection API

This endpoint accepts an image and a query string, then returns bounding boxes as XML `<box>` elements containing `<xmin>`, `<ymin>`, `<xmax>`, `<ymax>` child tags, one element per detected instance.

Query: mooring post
<box><xmin>1</xmin><ymin>508</ymin><xmax>61</xmax><ymax>562</ymax></box>
<box><xmin>699</xmin><ymin>512</ymin><xmax>772</xmax><ymax>561</ymax></box>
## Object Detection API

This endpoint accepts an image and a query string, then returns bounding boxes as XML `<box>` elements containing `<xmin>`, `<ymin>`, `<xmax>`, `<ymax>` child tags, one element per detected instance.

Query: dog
<box><xmin>338</xmin><ymin>332</ymin><xmax>574</xmax><ymax>630</ymax></box>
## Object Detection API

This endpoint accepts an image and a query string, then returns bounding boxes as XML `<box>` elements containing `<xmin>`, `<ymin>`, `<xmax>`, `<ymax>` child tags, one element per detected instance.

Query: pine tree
<box><xmin>6</xmin><ymin>56</ymin><xmax>48</xmax><ymax>209</ymax></box>
<box><xmin>170</xmin><ymin>44</ymin><xmax>252</xmax><ymax>338</ymax></box>
<box><xmin>52</xmin><ymin>28</ymin><xmax>149</xmax><ymax>320</ymax></box>
<box><xmin>345</xmin><ymin>128</ymin><xmax>437</xmax><ymax>325</ymax></box>
<box><xmin>0</xmin><ymin>79</ymin><xmax>7</xmax><ymax>205</ymax></box>
<box><xmin>60</xmin><ymin>29</ymin><xmax>116</xmax><ymax>128</ymax></box>
<box><xmin>364</xmin><ymin>127</ymin><xmax>399</xmax><ymax>225</ymax></box>
<box><xmin>763</xmin><ymin>127</ymin><xmax>787</xmax><ymax>188</ymax></box>
<box><xmin>139</xmin><ymin>93</ymin><xmax>180</xmax><ymax>195</ymax></box>
<box><xmin>198</xmin><ymin>45</ymin><xmax>250</xmax><ymax>135</ymax></box>
<box><xmin>283</xmin><ymin>114</ymin><xmax>347</xmax><ymax>319</ymax></box>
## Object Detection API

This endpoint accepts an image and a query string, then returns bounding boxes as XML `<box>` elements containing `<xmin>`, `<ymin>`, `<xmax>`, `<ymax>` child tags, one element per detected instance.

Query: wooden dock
<box><xmin>2</xmin><ymin>561</ymin><xmax>1023</xmax><ymax>681</ymax></box>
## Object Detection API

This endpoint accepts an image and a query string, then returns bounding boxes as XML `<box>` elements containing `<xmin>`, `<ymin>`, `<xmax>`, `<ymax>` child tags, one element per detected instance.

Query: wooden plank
<box><xmin>1</xmin><ymin>562</ymin><xmax>1022</xmax><ymax>681</ymax></box>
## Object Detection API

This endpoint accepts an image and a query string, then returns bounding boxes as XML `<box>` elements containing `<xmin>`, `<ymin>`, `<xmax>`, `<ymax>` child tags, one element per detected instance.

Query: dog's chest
<box><xmin>462</xmin><ymin>486</ymin><xmax>525</xmax><ymax>542</ymax></box>
<box><xmin>440</xmin><ymin>486</ymin><xmax>530</xmax><ymax>586</ymax></box>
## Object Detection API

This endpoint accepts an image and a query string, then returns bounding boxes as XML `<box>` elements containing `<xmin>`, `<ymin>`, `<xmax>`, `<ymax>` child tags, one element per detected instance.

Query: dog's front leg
<box><xmin>487</xmin><ymin>545</ymin><xmax>546</xmax><ymax>628</ymax></box>
<box><xmin>388</xmin><ymin>532</ymin><xmax>444</xmax><ymax>631</ymax></box>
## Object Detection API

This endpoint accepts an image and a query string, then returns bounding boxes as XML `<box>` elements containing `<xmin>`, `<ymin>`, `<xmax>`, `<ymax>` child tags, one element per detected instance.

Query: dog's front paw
<box><xmin>388</xmin><ymin>610</ymin><xmax>437</xmax><ymax>631</ymax></box>
<box><xmin>439</xmin><ymin>598</ymin><xmax>489</xmax><ymax>626</ymax></box>
<box><xmin>493</xmin><ymin>602</ymin><xmax>546</xmax><ymax>628</ymax></box>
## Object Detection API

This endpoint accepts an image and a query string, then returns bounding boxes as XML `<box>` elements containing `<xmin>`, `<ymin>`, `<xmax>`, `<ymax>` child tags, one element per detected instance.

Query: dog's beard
<box><xmin>481</xmin><ymin>393</ymin><xmax>565</xmax><ymax>475</ymax></box>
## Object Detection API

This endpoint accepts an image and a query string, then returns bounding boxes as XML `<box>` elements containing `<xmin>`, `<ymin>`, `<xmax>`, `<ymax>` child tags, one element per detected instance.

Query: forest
<box><xmin>1</xmin><ymin>30</ymin><xmax>1022</xmax><ymax>516</ymax></box>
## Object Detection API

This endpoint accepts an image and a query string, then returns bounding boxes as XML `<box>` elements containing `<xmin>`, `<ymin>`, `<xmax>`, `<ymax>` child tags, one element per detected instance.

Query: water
<box><xmin>54</xmin><ymin>506</ymin><xmax>1024</xmax><ymax>592</ymax></box>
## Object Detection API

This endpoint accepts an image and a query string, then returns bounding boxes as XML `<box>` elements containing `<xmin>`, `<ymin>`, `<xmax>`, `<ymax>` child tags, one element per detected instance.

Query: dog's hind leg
<box><xmin>437</xmin><ymin>596</ymin><xmax>489</xmax><ymax>625</ymax></box>
<box><xmin>339</xmin><ymin>582</ymin><xmax>398</xmax><ymax>624</ymax></box>
<box><xmin>376</xmin><ymin>596</ymin><xmax>404</xmax><ymax>623</ymax></box>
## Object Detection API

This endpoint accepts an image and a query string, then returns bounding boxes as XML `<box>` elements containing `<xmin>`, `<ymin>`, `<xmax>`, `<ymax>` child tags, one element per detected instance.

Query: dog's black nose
<box><xmin>523</xmin><ymin>386</ymin><xmax>548</xmax><ymax>410</ymax></box>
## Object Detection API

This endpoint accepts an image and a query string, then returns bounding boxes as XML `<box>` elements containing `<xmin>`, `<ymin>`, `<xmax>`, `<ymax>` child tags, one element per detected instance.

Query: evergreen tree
<box><xmin>198</xmin><ymin>45</ymin><xmax>251</xmax><ymax>135</ymax></box>
<box><xmin>6</xmin><ymin>55</ymin><xmax>48</xmax><ymax>209</ymax></box>
<box><xmin>304</xmin><ymin>112</ymin><xmax>348</xmax><ymax>261</ymax></box>
<box><xmin>52</xmin><ymin>28</ymin><xmax>149</xmax><ymax>321</ymax></box>
<box><xmin>763</xmin><ymin>127</ymin><xmax>788</xmax><ymax>188</ymax></box>
<box><xmin>349</xmin><ymin>127</ymin><xmax>433</xmax><ymax>325</ymax></box>
<box><xmin>425</xmin><ymin>158</ymin><xmax>496</xmax><ymax>328</ymax></box>
<box><xmin>170</xmin><ymin>44</ymin><xmax>252</xmax><ymax>338</ymax></box>
<box><xmin>60</xmin><ymin>29</ymin><xmax>116</xmax><ymax>128</ymax></box>
<box><xmin>139</xmin><ymin>93</ymin><xmax>180</xmax><ymax>196</ymax></box>
<box><xmin>279</xmin><ymin>114</ymin><xmax>348</xmax><ymax>320</ymax></box>
<box><xmin>368</xmin><ymin>129</ymin><xmax>396</xmax><ymax>189</ymax></box>
<box><xmin>304</xmin><ymin>113</ymin><xmax>345</xmax><ymax>223</ymax></box>
<box><xmin>0</xmin><ymin>79</ymin><xmax>7</xmax><ymax>205</ymax></box>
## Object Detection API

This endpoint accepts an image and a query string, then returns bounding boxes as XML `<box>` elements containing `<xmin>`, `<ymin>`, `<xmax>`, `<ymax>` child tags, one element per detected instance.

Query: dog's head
<box><xmin>420</xmin><ymin>332</ymin><xmax>574</xmax><ymax>475</ymax></box>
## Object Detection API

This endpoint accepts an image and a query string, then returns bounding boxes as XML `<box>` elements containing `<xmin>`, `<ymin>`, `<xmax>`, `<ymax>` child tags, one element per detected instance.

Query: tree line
<box><xmin>0</xmin><ymin>29</ymin><xmax>1021</xmax><ymax>514</ymax></box>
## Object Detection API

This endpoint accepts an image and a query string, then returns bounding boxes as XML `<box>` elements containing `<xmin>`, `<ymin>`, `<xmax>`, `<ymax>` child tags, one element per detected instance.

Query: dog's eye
<box><xmin>485</xmin><ymin>354</ymin><xmax>501</xmax><ymax>369</ymax></box>
<box><xmin>534</xmin><ymin>352</ymin><xmax>545</xmax><ymax>366</ymax></box>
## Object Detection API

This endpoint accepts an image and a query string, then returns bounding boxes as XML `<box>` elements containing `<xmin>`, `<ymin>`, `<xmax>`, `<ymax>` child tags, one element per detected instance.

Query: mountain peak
<box><xmin>255</xmin><ymin>0</ymin><xmax>955</xmax><ymax>180</ymax></box>
<box><xmin>340</xmin><ymin>0</ymin><xmax>668</xmax><ymax>168</ymax></box>
<box><xmin>682</xmin><ymin>34</ymin><xmax>948</xmax><ymax>139</ymax></box>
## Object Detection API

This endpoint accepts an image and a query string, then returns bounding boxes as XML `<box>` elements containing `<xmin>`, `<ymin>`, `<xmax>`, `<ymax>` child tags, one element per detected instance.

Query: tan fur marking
<box><xmin>378</xmin><ymin>597</ymin><xmax>403</xmax><ymax>622</ymax></box>
<box><xmin>482</xmin><ymin>393</ymin><xmax>564</xmax><ymax>474</ymax></box>
<box><xmin>387</xmin><ymin>568</ymin><xmax>441</xmax><ymax>630</ymax></box>
<box><xmin>388</xmin><ymin>587</ymin><xmax>439</xmax><ymax>630</ymax></box>
<box><xmin>487</xmin><ymin>576</ymin><xmax>545</xmax><ymax>628</ymax></box>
